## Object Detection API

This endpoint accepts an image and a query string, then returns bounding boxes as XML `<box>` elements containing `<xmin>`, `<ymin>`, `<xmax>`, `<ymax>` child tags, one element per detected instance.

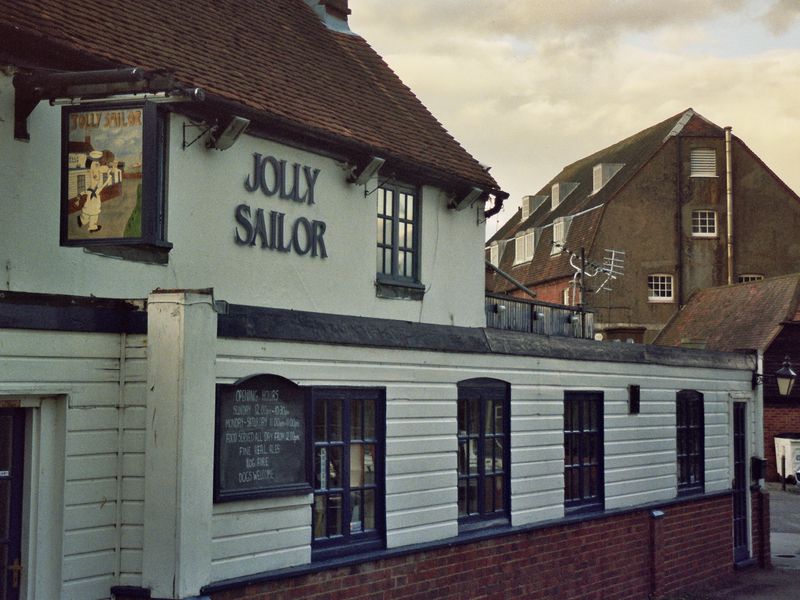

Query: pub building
<box><xmin>0</xmin><ymin>2</ymin><xmax>769</xmax><ymax>599</ymax></box>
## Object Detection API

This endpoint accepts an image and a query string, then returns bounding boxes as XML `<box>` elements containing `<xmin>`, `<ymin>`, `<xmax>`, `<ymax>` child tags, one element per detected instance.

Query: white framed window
<box><xmin>691</xmin><ymin>210</ymin><xmax>717</xmax><ymax>237</ymax></box>
<box><xmin>488</xmin><ymin>244</ymin><xmax>499</xmax><ymax>267</ymax></box>
<box><xmin>563</xmin><ymin>287</ymin><xmax>571</xmax><ymax>305</ymax></box>
<box><xmin>738</xmin><ymin>274</ymin><xmax>764</xmax><ymax>283</ymax></box>
<box><xmin>690</xmin><ymin>148</ymin><xmax>716</xmax><ymax>177</ymax></box>
<box><xmin>647</xmin><ymin>274</ymin><xmax>674</xmax><ymax>302</ymax></box>
<box><xmin>513</xmin><ymin>231</ymin><xmax>534</xmax><ymax>265</ymax></box>
<box><xmin>551</xmin><ymin>217</ymin><xmax>568</xmax><ymax>255</ymax></box>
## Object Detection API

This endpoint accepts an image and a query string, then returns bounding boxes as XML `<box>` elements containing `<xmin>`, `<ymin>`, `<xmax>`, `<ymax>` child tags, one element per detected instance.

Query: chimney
<box><xmin>321</xmin><ymin>0</ymin><xmax>350</xmax><ymax>21</ymax></box>
<box><xmin>305</xmin><ymin>0</ymin><xmax>352</xmax><ymax>32</ymax></box>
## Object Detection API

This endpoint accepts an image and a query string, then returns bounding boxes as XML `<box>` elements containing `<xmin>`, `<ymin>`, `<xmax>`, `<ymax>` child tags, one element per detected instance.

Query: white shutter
<box><xmin>690</xmin><ymin>149</ymin><xmax>716</xmax><ymax>177</ymax></box>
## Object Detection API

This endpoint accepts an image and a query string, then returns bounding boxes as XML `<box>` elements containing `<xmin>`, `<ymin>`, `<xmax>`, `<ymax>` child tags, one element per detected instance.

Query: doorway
<box><xmin>732</xmin><ymin>402</ymin><xmax>749</xmax><ymax>563</ymax></box>
<box><xmin>0</xmin><ymin>409</ymin><xmax>24</xmax><ymax>600</ymax></box>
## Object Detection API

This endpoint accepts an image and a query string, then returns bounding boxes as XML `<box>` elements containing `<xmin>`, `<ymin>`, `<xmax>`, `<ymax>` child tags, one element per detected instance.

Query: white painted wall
<box><xmin>0</xmin><ymin>324</ymin><xmax>755</xmax><ymax>598</ymax></box>
<box><xmin>0</xmin><ymin>74</ymin><xmax>486</xmax><ymax>327</ymax></box>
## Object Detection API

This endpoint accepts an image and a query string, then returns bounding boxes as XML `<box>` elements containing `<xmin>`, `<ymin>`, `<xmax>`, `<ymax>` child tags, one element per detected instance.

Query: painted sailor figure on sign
<box><xmin>77</xmin><ymin>151</ymin><xmax>110</xmax><ymax>233</ymax></box>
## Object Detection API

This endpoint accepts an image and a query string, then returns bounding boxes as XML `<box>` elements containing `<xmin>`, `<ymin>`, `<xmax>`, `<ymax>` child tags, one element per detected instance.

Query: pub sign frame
<box><xmin>214</xmin><ymin>374</ymin><xmax>312</xmax><ymax>502</ymax></box>
<box><xmin>60</xmin><ymin>101</ymin><xmax>168</xmax><ymax>248</ymax></box>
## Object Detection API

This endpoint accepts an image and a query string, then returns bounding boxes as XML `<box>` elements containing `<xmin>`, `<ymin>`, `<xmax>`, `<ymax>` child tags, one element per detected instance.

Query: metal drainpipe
<box><xmin>725</xmin><ymin>126</ymin><xmax>734</xmax><ymax>285</ymax></box>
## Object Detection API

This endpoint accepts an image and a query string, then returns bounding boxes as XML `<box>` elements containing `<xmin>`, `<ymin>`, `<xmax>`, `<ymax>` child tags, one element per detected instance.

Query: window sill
<box><xmin>375</xmin><ymin>278</ymin><xmax>425</xmax><ymax>301</ymax></box>
<box><xmin>458</xmin><ymin>515</ymin><xmax>510</xmax><ymax>535</ymax></box>
<box><xmin>677</xmin><ymin>485</ymin><xmax>705</xmax><ymax>498</ymax></box>
<box><xmin>691</xmin><ymin>234</ymin><xmax>718</xmax><ymax>239</ymax></box>
<box><xmin>647</xmin><ymin>298</ymin><xmax>674</xmax><ymax>304</ymax></box>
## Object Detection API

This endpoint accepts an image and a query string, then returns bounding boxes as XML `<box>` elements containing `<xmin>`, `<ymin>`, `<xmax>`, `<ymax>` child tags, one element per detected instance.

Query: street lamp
<box><xmin>753</xmin><ymin>355</ymin><xmax>797</xmax><ymax>397</ymax></box>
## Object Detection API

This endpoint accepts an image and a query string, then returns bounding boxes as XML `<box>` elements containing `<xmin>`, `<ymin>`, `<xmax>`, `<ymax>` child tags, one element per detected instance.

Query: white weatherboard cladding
<box><xmin>0</xmin><ymin>330</ymin><xmax>146</xmax><ymax>599</ymax></box>
<box><xmin>214</xmin><ymin>337</ymin><xmax>752</xmax><ymax>577</ymax></box>
<box><xmin>0</xmin><ymin>324</ymin><xmax>756</xmax><ymax>595</ymax></box>
<box><xmin>0</xmin><ymin>74</ymin><xmax>485</xmax><ymax>328</ymax></box>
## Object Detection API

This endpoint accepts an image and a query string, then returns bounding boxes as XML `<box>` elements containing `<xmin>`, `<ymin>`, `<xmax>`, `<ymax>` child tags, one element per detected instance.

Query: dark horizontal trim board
<box><xmin>219</xmin><ymin>303</ymin><xmax>754</xmax><ymax>370</ymax></box>
<box><xmin>0</xmin><ymin>291</ymin><xmax>146</xmax><ymax>334</ymax></box>
<box><xmin>201</xmin><ymin>489</ymin><xmax>733</xmax><ymax>594</ymax></box>
<box><xmin>0</xmin><ymin>292</ymin><xmax>754</xmax><ymax>370</ymax></box>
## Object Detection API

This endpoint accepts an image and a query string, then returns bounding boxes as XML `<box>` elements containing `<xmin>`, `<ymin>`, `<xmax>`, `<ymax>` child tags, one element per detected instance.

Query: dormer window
<box><xmin>487</xmin><ymin>243</ymin><xmax>499</xmax><ymax>267</ymax></box>
<box><xmin>551</xmin><ymin>217</ymin><xmax>570</xmax><ymax>255</ymax></box>
<box><xmin>513</xmin><ymin>231</ymin><xmax>534</xmax><ymax>265</ymax></box>
<box><xmin>521</xmin><ymin>197</ymin><xmax>530</xmax><ymax>221</ymax></box>
<box><xmin>550</xmin><ymin>183</ymin><xmax>578</xmax><ymax>211</ymax></box>
<box><xmin>690</xmin><ymin>149</ymin><xmax>716</xmax><ymax>177</ymax></box>
<box><xmin>592</xmin><ymin>163</ymin><xmax>624</xmax><ymax>194</ymax></box>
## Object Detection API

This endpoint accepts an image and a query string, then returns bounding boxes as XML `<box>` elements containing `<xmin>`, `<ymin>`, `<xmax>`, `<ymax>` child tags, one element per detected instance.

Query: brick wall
<box><xmin>764</xmin><ymin>403</ymin><xmax>800</xmax><ymax>481</ymax></box>
<box><xmin>155</xmin><ymin>494</ymin><xmax>737</xmax><ymax>600</ymax></box>
<box><xmin>751</xmin><ymin>489</ymin><xmax>771</xmax><ymax>568</ymax></box>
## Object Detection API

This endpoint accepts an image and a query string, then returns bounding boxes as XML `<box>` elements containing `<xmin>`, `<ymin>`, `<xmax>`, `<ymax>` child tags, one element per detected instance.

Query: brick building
<box><xmin>486</xmin><ymin>110</ymin><xmax>800</xmax><ymax>343</ymax></box>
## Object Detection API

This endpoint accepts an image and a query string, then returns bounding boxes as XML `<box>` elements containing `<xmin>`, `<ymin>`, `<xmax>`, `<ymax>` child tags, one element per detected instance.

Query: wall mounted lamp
<box><xmin>348</xmin><ymin>156</ymin><xmax>385</xmax><ymax>185</ymax></box>
<box><xmin>207</xmin><ymin>116</ymin><xmax>250</xmax><ymax>150</ymax></box>
<box><xmin>753</xmin><ymin>356</ymin><xmax>797</xmax><ymax>397</ymax></box>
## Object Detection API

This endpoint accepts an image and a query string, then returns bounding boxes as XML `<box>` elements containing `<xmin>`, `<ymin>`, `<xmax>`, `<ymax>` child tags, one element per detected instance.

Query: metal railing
<box><xmin>485</xmin><ymin>293</ymin><xmax>594</xmax><ymax>339</ymax></box>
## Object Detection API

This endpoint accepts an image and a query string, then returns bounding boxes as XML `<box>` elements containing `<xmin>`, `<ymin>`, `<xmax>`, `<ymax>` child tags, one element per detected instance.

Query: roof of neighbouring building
<box><xmin>485</xmin><ymin>108</ymin><xmax>725</xmax><ymax>292</ymax></box>
<box><xmin>0</xmin><ymin>0</ymin><xmax>501</xmax><ymax>197</ymax></box>
<box><xmin>654</xmin><ymin>273</ymin><xmax>800</xmax><ymax>352</ymax></box>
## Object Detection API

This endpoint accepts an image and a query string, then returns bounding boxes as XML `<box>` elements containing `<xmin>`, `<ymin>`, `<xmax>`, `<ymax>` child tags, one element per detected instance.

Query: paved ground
<box><xmin>665</xmin><ymin>482</ymin><xmax>800</xmax><ymax>599</ymax></box>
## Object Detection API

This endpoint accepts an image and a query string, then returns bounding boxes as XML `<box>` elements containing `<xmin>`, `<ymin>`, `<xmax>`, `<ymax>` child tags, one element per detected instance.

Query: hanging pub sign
<box><xmin>214</xmin><ymin>374</ymin><xmax>311</xmax><ymax>502</ymax></box>
<box><xmin>60</xmin><ymin>102</ymin><xmax>168</xmax><ymax>248</ymax></box>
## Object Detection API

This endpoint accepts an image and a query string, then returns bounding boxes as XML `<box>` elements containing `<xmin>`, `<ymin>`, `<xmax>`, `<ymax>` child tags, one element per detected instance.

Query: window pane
<box><xmin>398</xmin><ymin>194</ymin><xmax>407</xmax><ymax>219</ymax></box>
<box><xmin>484</xmin><ymin>401</ymin><xmax>494</xmax><ymax>434</ymax></box>
<box><xmin>399</xmin><ymin>223</ymin><xmax>406</xmax><ymax>247</ymax></box>
<box><xmin>484</xmin><ymin>475</ymin><xmax>495</xmax><ymax>512</ymax></box>
<box><xmin>314</xmin><ymin>494</ymin><xmax>326</xmax><ymax>538</ymax></box>
<box><xmin>468</xmin><ymin>400</ymin><xmax>479</xmax><ymax>434</ymax></box>
<box><xmin>364</xmin><ymin>489</ymin><xmax>375</xmax><ymax>530</ymax></box>
<box><xmin>364</xmin><ymin>401</ymin><xmax>375</xmax><ymax>439</ymax></box>
<box><xmin>350</xmin><ymin>490</ymin><xmax>363</xmax><ymax>532</ymax></box>
<box><xmin>468</xmin><ymin>439</ymin><xmax>478</xmax><ymax>475</ymax></box>
<box><xmin>329</xmin><ymin>399</ymin><xmax>342</xmax><ymax>441</ymax></box>
<box><xmin>351</xmin><ymin>398</ymin><xmax>363</xmax><ymax>440</ymax></box>
<box><xmin>314</xmin><ymin>401</ymin><xmax>326</xmax><ymax>441</ymax></box>
<box><xmin>364</xmin><ymin>444</ymin><xmax>376</xmax><ymax>485</ymax></box>
<box><xmin>385</xmin><ymin>190</ymin><xmax>393</xmax><ymax>216</ymax></box>
<box><xmin>468</xmin><ymin>478</ymin><xmax>478</xmax><ymax>514</ymax></box>
<box><xmin>495</xmin><ymin>475</ymin><xmax>504</xmax><ymax>511</ymax></box>
<box><xmin>315</xmin><ymin>447</ymin><xmax>327</xmax><ymax>489</ymax></box>
<box><xmin>397</xmin><ymin>251</ymin><xmax>405</xmax><ymax>278</ymax></box>
<box><xmin>493</xmin><ymin>439</ymin><xmax>504</xmax><ymax>472</ymax></box>
<box><xmin>494</xmin><ymin>401</ymin><xmax>504</xmax><ymax>433</ymax></box>
<box><xmin>458</xmin><ymin>479</ymin><xmax>466</xmax><ymax>516</ymax></box>
<box><xmin>406</xmin><ymin>195</ymin><xmax>414</xmax><ymax>220</ymax></box>
<box><xmin>350</xmin><ymin>444</ymin><xmax>364</xmax><ymax>487</ymax></box>
<box><xmin>458</xmin><ymin>442</ymin><xmax>468</xmax><ymax>476</ymax></box>
<box><xmin>327</xmin><ymin>494</ymin><xmax>342</xmax><ymax>536</ymax></box>
<box><xmin>328</xmin><ymin>446</ymin><xmax>342</xmax><ymax>488</ymax></box>
<box><xmin>484</xmin><ymin>438</ymin><xmax>496</xmax><ymax>473</ymax></box>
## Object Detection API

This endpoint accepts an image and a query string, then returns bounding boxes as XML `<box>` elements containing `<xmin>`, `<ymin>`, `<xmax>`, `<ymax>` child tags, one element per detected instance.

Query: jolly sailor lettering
<box><xmin>235</xmin><ymin>153</ymin><xmax>328</xmax><ymax>258</ymax></box>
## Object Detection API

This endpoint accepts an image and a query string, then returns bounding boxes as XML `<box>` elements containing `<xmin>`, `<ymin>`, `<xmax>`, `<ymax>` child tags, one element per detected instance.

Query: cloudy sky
<box><xmin>349</xmin><ymin>0</ymin><xmax>800</xmax><ymax>237</ymax></box>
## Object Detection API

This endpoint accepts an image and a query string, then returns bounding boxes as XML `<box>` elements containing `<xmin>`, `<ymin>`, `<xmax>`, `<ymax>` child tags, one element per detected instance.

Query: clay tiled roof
<box><xmin>0</xmin><ymin>0</ymin><xmax>499</xmax><ymax>195</ymax></box>
<box><xmin>654</xmin><ymin>274</ymin><xmax>800</xmax><ymax>352</ymax></box>
<box><xmin>486</xmin><ymin>109</ymin><xmax>722</xmax><ymax>290</ymax></box>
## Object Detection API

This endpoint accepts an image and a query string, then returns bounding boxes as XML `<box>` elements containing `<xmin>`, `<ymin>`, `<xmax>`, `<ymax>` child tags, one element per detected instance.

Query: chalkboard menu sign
<box><xmin>214</xmin><ymin>374</ymin><xmax>311</xmax><ymax>501</ymax></box>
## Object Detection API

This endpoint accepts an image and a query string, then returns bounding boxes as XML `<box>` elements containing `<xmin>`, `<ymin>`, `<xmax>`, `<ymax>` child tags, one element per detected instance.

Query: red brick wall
<box><xmin>170</xmin><ymin>495</ymin><xmax>736</xmax><ymax>600</ymax></box>
<box><xmin>751</xmin><ymin>489</ymin><xmax>771</xmax><ymax>568</ymax></box>
<box><xmin>764</xmin><ymin>403</ymin><xmax>800</xmax><ymax>481</ymax></box>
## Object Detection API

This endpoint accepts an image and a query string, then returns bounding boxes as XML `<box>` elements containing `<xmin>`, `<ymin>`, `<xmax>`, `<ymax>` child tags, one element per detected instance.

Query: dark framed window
<box><xmin>676</xmin><ymin>389</ymin><xmax>704</xmax><ymax>494</ymax></box>
<box><xmin>61</xmin><ymin>101</ymin><xmax>170</xmax><ymax>253</ymax></box>
<box><xmin>564</xmin><ymin>391</ymin><xmax>604</xmax><ymax>512</ymax></box>
<box><xmin>457</xmin><ymin>378</ymin><xmax>510</xmax><ymax>528</ymax></box>
<box><xmin>312</xmin><ymin>387</ymin><xmax>385</xmax><ymax>559</ymax></box>
<box><xmin>376</xmin><ymin>182</ymin><xmax>420</xmax><ymax>284</ymax></box>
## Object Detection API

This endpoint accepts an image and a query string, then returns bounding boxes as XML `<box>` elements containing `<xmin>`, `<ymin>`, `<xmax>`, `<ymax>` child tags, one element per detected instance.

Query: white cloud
<box><xmin>349</xmin><ymin>1</ymin><xmax>800</xmax><ymax>236</ymax></box>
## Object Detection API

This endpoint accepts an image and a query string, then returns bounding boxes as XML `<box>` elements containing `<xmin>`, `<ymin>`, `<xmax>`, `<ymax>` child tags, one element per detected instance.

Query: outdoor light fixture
<box><xmin>348</xmin><ymin>156</ymin><xmax>385</xmax><ymax>185</ymax></box>
<box><xmin>207</xmin><ymin>116</ymin><xmax>250</xmax><ymax>150</ymax></box>
<box><xmin>450</xmin><ymin>187</ymin><xmax>484</xmax><ymax>211</ymax></box>
<box><xmin>753</xmin><ymin>356</ymin><xmax>797</xmax><ymax>397</ymax></box>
